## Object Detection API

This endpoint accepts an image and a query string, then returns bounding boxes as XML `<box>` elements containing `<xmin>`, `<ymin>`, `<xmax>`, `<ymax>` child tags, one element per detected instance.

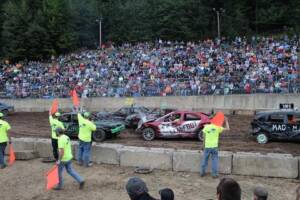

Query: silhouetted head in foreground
<box><xmin>217</xmin><ymin>177</ymin><xmax>241</xmax><ymax>200</ymax></box>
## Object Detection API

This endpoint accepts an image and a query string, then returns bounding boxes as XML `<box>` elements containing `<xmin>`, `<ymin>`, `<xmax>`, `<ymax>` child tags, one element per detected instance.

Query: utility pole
<box><xmin>96</xmin><ymin>17</ymin><xmax>103</xmax><ymax>48</ymax></box>
<box><xmin>213</xmin><ymin>8</ymin><xmax>225</xmax><ymax>39</ymax></box>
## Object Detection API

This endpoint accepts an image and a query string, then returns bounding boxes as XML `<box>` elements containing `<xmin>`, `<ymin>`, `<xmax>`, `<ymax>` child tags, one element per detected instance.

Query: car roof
<box><xmin>256</xmin><ymin>109</ymin><xmax>300</xmax><ymax>116</ymax></box>
<box><xmin>167</xmin><ymin>110</ymin><xmax>206</xmax><ymax>115</ymax></box>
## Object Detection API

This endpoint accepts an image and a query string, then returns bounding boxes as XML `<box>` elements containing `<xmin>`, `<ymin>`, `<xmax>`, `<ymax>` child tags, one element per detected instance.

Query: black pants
<box><xmin>51</xmin><ymin>138</ymin><xmax>58</xmax><ymax>160</ymax></box>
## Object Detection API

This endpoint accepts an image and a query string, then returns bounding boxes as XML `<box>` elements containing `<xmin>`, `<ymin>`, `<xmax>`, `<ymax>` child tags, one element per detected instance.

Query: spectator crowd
<box><xmin>0</xmin><ymin>36</ymin><xmax>299</xmax><ymax>98</ymax></box>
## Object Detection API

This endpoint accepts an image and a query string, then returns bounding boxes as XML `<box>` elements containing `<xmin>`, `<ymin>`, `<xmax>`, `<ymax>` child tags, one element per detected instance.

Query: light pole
<box><xmin>213</xmin><ymin>8</ymin><xmax>225</xmax><ymax>39</ymax></box>
<box><xmin>96</xmin><ymin>17</ymin><xmax>103</xmax><ymax>48</ymax></box>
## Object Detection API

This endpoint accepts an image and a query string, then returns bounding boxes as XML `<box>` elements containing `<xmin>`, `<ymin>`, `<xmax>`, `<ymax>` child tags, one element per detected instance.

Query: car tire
<box><xmin>142</xmin><ymin>127</ymin><xmax>155</xmax><ymax>141</ymax></box>
<box><xmin>256</xmin><ymin>133</ymin><xmax>268</xmax><ymax>144</ymax></box>
<box><xmin>92</xmin><ymin>129</ymin><xmax>106</xmax><ymax>142</ymax></box>
<box><xmin>2</xmin><ymin>109</ymin><xmax>8</xmax><ymax>116</ymax></box>
<box><xmin>197</xmin><ymin>130</ymin><xmax>204</xmax><ymax>141</ymax></box>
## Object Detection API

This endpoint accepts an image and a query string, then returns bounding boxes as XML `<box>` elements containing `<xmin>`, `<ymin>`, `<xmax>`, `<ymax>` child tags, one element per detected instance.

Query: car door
<box><xmin>158</xmin><ymin>112</ymin><xmax>182</xmax><ymax>138</ymax></box>
<box><xmin>60</xmin><ymin>114</ymin><xmax>78</xmax><ymax>137</ymax></box>
<box><xmin>266</xmin><ymin>114</ymin><xmax>287</xmax><ymax>139</ymax></box>
<box><xmin>286</xmin><ymin>113</ymin><xmax>300</xmax><ymax>139</ymax></box>
<box><xmin>177</xmin><ymin>113</ymin><xmax>202</xmax><ymax>137</ymax></box>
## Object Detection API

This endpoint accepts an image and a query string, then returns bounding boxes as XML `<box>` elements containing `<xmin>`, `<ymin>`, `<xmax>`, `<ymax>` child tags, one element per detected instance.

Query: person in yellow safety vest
<box><xmin>49</xmin><ymin>112</ymin><xmax>65</xmax><ymax>161</ymax></box>
<box><xmin>200</xmin><ymin>117</ymin><xmax>230</xmax><ymax>178</ymax></box>
<box><xmin>77</xmin><ymin>112</ymin><xmax>96</xmax><ymax>167</ymax></box>
<box><xmin>54</xmin><ymin>128</ymin><xmax>85</xmax><ymax>190</ymax></box>
<box><xmin>0</xmin><ymin>112</ymin><xmax>11</xmax><ymax>169</ymax></box>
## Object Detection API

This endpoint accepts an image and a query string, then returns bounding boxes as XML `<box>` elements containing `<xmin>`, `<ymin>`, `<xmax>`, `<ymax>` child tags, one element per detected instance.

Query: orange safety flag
<box><xmin>46</xmin><ymin>165</ymin><xmax>59</xmax><ymax>190</ymax></box>
<box><xmin>50</xmin><ymin>99</ymin><xmax>59</xmax><ymax>115</ymax></box>
<box><xmin>72</xmin><ymin>90</ymin><xmax>80</xmax><ymax>108</ymax></box>
<box><xmin>8</xmin><ymin>144</ymin><xmax>16</xmax><ymax>166</ymax></box>
<box><xmin>210</xmin><ymin>112</ymin><xmax>225</xmax><ymax>127</ymax></box>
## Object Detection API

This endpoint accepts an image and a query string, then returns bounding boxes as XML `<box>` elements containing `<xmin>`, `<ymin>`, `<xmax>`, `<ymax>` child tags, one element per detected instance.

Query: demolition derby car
<box><xmin>59</xmin><ymin>112</ymin><xmax>125</xmax><ymax>142</ymax></box>
<box><xmin>251</xmin><ymin>104</ymin><xmax>300</xmax><ymax>144</ymax></box>
<box><xmin>97</xmin><ymin>105</ymin><xmax>174</xmax><ymax>128</ymax></box>
<box><xmin>0</xmin><ymin>102</ymin><xmax>14</xmax><ymax>116</ymax></box>
<box><xmin>136</xmin><ymin>111</ymin><xmax>210</xmax><ymax>141</ymax></box>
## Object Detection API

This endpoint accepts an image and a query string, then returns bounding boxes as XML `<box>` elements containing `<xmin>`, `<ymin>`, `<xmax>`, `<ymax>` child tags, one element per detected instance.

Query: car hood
<box><xmin>136</xmin><ymin>112</ymin><xmax>157</xmax><ymax>129</ymax></box>
<box><xmin>0</xmin><ymin>104</ymin><xmax>14</xmax><ymax>109</ymax></box>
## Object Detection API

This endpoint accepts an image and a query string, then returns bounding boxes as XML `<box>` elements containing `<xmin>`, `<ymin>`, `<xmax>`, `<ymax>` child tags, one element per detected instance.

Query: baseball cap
<box><xmin>54</xmin><ymin>112</ymin><xmax>61</xmax><ymax>117</ymax></box>
<box><xmin>126</xmin><ymin>177</ymin><xmax>148</xmax><ymax>197</ymax></box>
<box><xmin>55</xmin><ymin>128</ymin><xmax>64</xmax><ymax>135</ymax></box>
<box><xmin>83</xmin><ymin>112</ymin><xmax>91</xmax><ymax>118</ymax></box>
<box><xmin>159</xmin><ymin>188</ymin><xmax>174</xmax><ymax>200</ymax></box>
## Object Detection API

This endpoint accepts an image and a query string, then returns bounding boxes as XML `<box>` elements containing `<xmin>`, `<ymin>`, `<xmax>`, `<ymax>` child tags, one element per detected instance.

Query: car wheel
<box><xmin>92</xmin><ymin>129</ymin><xmax>106</xmax><ymax>142</ymax></box>
<box><xmin>142</xmin><ymin>128</ymin><xmax>155</xmax><ymax>141</ymax></box>
<box><xmin>2</xmin><ymin>109</ymin><xmax>8</xmax><ymax>116</ymax></box>
<box><xmin>256</xmin><ymin>133</ymin><xmax>268</xmax><ymax>144</ymax></box>
<box><xmin>197</xmin><ymin>130</ymin><xmax>204</xmax><ymax>141</ymax></box>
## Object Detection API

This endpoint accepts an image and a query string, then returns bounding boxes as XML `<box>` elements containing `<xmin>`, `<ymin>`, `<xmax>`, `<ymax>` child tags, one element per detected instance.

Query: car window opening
<box><xmin>288</xmin><ymin>114</ymin><xmax>300</xmax><ymax>125</ymax></box>
<box><xmin>268</xmin><ymin>115</ymin><xmax>285</xmax><ymax>123</ymax></box>
<box><xmin>184</xmin><ymin>114</ymin><xmax>201</xmax><ymax>121</ymax></box>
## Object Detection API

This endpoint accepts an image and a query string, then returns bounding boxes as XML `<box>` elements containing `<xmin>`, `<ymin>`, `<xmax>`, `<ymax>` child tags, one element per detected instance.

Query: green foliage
<box><xmin>0</xmin><ymin>0</ymin><xmax>299</xmax><ymax>61</ymax></box>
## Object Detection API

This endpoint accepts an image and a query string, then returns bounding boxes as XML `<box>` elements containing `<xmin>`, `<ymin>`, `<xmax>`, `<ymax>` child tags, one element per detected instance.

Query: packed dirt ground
<box><xmin>6</xmin><ymin>112</ymin><xmax>300</xmax><ymax>156</ymax></box>
<box><xmin>1</xmin><ymin>159</ymin><xmax>299</xmax><ymax>200</ymax></box>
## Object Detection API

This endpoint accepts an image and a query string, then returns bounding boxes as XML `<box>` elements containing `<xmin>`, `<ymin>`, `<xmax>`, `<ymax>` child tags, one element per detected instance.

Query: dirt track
<box><xmin>1</xmin><ymin>159</ymin><xmax>299</xmax><ymax>200</ymax></box>
<box><xmin>7</xmin><ymin>112</ymin><xmax>300</xmax><ymax>156</ymax></box>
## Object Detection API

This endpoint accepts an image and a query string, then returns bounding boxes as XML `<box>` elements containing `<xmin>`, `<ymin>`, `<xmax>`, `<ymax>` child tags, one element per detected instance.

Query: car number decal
<box><xmin>158</xmin><ymin>121</ymin><xmax>200</xmax><ymax>135</ymax></box>
<box><xmin>159</xmin><ymin>123</ymin><xmax>178</xmax><ymax>135</ymax></box>
<box><xmin>177</xmin><ymin>121</ymin><xmax>200</xmax><ymax>132</ymax></box>
<box><xmin>292</xmin><ymin>125</ymin><xmax>300</xmax><ymax>132</ymax></box>
<box><xmin>272</xmin><ymin>124</ymin><xmax>287</xmax><ymax>131</ymax></box>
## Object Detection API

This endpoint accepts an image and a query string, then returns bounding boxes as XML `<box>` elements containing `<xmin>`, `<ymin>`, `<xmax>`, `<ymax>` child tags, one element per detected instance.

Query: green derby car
<box><xmin>59</xmin><ymin>112</ymin><xmax>125</xmax><ymax>142</ymax></box>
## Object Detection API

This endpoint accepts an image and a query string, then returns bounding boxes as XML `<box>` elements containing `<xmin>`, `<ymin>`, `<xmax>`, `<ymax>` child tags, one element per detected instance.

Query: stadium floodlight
<box><xmin>213</xmin><ymin>8</ymin><xmax>225</xmax><ymax>39</ymax></box>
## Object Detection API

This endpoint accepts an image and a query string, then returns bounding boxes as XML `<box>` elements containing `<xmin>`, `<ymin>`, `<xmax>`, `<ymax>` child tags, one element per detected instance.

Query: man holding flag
<box><xmin>200</xmin><ymin>113</ymin><xmax>230</xmax><ymax>178</ymax></box>
<box><xmin>49</xmin><ymin>111</ymin><xmax>65</xmax><ymax>161</ymax></box>
<box><xmin>77</xmin><ymin>111</ymin><xmax>96</xmax><ymax>167</ymax></box>
<box><xmin>54</xmin><ymin>128</ymin><xmax>85</xmax><ymax>190</ymax></box>
<box><xmin>0</xmin><ymin>112</ymin><xmax>11</xmax><ymax>169</ymax></box>
<box><xmin>71</xmin><ymin>89</ymin><xmax>96</xmax><ymax>167</ymax></box>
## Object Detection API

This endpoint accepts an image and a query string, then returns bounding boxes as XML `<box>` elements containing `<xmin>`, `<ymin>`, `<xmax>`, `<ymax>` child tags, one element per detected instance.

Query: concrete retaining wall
<box><xmin>35</xmin><ymin>138</ymin><xmax>53</xmax><ymax>158</ymax></box>
<box><xmin>91</xmin><ymin>143</ymin><xmax>123</xmax><ymax>165</ymax></box>
<box><xmin>120</xmin><ymin>146</ymin><xmax>174</xmax><ymax>170</ymax></box>
<box><xmin>173</xmin><ymin>150</ymin><xmax>232</xmax><ymax>174</ymax></box>
<box><xmin>1</xmin><ymin>94</ymin><xmax>299</xmax><ymax>113</ymax></box>
<box><xmin>9</xmin><ymin>137</ymin><xmax>300</xmax><ymax>179</ymax></box>
<box><xmin>232</xmin><ymin>152</ymin><xmax>299</xmax><ymax>179</ymax></box>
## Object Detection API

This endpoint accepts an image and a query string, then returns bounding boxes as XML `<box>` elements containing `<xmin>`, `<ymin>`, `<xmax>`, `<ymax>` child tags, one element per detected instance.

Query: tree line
<box><xmin>0</xmin><ymin>0</ymin><xmax>299</xmax><ymax>61</ymax></box>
